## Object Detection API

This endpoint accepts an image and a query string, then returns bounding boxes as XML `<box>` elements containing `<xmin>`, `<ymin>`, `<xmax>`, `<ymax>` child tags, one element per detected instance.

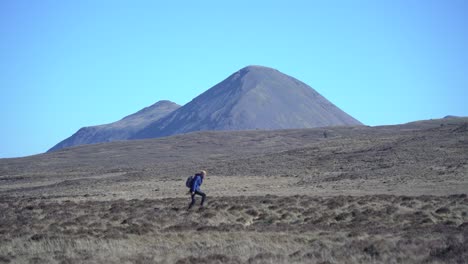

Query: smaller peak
<box><xmin>444</xmin><ymin>115</ymin><xmax>460</xmax><ymax>119</ymax></box>
<box><xmin>152</xmin><ymin>100</ymin><xmax>179</xmax><ymax>107</ymax></box>
<box><xmin>135</xmin><ymin>100</ymin><xmax>179</xmax><ymax>114</ymax></box>
<box><xmin>156</xmin><ymin>100</ymin><xmax>174</xmax><ymax>104</ymax></box>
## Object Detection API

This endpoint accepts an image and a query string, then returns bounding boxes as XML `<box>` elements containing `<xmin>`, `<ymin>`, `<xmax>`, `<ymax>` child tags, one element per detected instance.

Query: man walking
<box><xmin>188</xmin><ymin>170</ymin><xmax>207</xmax><ymax>209</ymax></box>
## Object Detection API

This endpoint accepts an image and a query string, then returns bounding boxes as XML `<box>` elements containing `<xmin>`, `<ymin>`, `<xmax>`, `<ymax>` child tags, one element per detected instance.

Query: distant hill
<box><xmin>49</xmin><ymin>65</ymin><xmax>363</xmax><ymax>152</ymax></box>
<box><xmin>5</xmin><ymin>117</ymin><xmax>467</xmax><ymax>181</ymax></box>
<box><xmin>48</xmin><ymin>100</ymin><xmax>180</xmax><ymax>152</ymax></box>
<box><xmin>132</xmin><ymin>66</ymin><xmax>362</xmax><ymax>139</ymax></box>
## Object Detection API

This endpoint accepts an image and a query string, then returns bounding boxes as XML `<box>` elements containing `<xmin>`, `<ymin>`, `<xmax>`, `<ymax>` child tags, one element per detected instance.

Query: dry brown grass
<box><xmin>1</xmin><ymin>194</ymin><xmax>467</xmax><ymax>263</ymax></box>
<box><xmin>1</xmin><ymin>118</ymin><xmax>467</xmax><ymax>201</ymax></box>
<box><xmin>1</xmin><ymin>118</ymin><xmax>467</xmax><ymax>263</ymax></box>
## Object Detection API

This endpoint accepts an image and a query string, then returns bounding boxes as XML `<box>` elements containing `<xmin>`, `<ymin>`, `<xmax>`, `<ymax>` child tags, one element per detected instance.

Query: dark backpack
<box><xmin>185</xmin><ymin>175</ymin><xmax>194</xmax><ymax>188</ymax></box>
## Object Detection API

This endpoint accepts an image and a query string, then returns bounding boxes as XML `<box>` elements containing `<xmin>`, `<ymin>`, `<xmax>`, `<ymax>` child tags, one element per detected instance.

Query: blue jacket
<box><xmin>190</xmin><ymin>174</ymin><xmax>203</xmax><ymax>193</ymax></box>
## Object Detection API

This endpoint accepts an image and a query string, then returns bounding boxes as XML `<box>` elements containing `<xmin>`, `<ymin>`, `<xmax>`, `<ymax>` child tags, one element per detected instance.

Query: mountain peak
<box><xmin>132</xmin><ymin>100</ymin><xmax>179</xmax><ymax>116</ymax></box>
<box><xmin>132</xmin><ymin>66</ymin><xmax>363</xmax><ymax>139</ymax></box>
<box><xmin>48</xmin><ymin>100</ymin><xmax>180</xmax><ymax>152</ymax></box>
<box><xmin>50</xmin><ymin>66</ymin><xmax>363</xmax><ymax>151</ymax></box>
<box><xmin>237</xmin><ymin>65</ymin><xmax>279</xmax><ymax>77</ymax></box>
<box><xmin>241</xmin><ymin>65</ymin><xmax>277</xmax><ymax>71</ymax></box>
<box><xmin>153</xmin><ymin>100</ymin><xmax>178</xmax><ymax>106</ymax></box>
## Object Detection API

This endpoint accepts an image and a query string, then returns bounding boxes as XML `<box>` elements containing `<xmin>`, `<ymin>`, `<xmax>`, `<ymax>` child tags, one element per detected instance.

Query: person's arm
<box><xmin>190</xmin><ymin>177</ymin><xmax>200</xmax><ymax>193</ymax></box>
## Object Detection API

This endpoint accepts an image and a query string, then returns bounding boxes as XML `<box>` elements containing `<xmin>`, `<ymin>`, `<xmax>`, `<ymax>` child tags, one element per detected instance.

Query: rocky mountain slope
<box><xmin>133</xmin><ymin>65</ymin><xmax>362</xmax><ymax>139</ymax></box>
<box><xmin>48</xmin><ymin>100</ymin><xmax>180</xmax><ymax>152</ymax></box>
<box><xmin>49</xmin><ymin>65</ymin><xmax>362</xmax><ymax>151</ymax></box>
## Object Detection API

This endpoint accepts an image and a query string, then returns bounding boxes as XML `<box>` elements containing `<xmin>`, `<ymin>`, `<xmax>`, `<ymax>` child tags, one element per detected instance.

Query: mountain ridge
<box><xmin>49</xmin><ymin>65</ymin><xmax>363</xmax><ymax>151</ymax></box>
<box><xmin>132</xmin><ymin>65</ymin><xmax>362</xmax><ymax>139</ymax></box>
<box><xmin>48</xmin><ymin>100</ymin><xmax>180</xmax><ymax>152</ymax></box>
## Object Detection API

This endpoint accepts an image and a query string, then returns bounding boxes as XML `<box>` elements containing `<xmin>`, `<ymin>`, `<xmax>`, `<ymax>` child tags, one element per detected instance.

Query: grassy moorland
<box><xmin>1</xmin><ymin>195</ymin><xmax>467</xmax><ymax>263</ymax></box>
<box><xmin>0</xmin><ymin>117</ymin><xmax>467</xmax><ymax>263</ymax></box>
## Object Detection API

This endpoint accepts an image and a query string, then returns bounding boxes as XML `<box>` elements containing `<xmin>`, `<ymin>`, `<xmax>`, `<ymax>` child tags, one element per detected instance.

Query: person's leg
<box><xmin>188</xmin><ymin>193</ymin><xmax>196</xmax><ymax>209</ymax></box>
<box><xmin>195</xmin><ymin>190</ymin><xmax>206</xmax><ymax>206</ymax></box>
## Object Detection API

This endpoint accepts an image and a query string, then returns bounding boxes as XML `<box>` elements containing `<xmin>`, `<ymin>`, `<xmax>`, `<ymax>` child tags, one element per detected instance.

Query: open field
<box><xmin>0</xmin><ymin>117</ymin><xmax>467</xmax><ymax>263</ymax></box>
<box><xmin>1</xmin><ymin>194</ymin><xmax>467</xmax><ymax>263</ymax></box>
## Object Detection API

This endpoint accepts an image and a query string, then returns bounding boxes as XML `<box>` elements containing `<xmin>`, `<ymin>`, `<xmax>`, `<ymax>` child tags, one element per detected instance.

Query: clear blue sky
<box><xmin>1</xmin><ymin>0</ymin><xmax>467</xmax><ymax>158</ymax></box>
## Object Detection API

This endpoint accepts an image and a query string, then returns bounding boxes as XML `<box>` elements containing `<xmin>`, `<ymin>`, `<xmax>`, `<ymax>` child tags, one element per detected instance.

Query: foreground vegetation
<box><xmin>1</xmin><ymin>194</ymin><xmax>467</xmax><ymax>263</ymax></box>
<box><xmin>1</xmin><ymin>118</ymin><xmax>467</xmax><ymax>263</ymax></box>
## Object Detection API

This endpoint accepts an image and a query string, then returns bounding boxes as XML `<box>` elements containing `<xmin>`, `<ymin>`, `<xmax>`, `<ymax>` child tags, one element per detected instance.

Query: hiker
<box><xmin>188</xmin><ymin>170</ymin><xmax>207</xmax><ymax>209</ymax></box>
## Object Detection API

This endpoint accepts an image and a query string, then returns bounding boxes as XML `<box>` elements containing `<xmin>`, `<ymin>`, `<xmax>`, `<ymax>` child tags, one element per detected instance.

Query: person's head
<box><xmin>199</xmin><ymin>170</ymin><xmax>207</xmax><ymax>178</ymax></box>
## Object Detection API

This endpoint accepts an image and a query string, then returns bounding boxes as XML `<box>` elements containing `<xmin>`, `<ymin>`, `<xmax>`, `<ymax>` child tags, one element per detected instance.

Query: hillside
<box><xmin>133</xmin><ymin>65</ymin><xmax>362</xmax><ymax>139</ymax></box>
<box><xmin>1</xmin><ymin>117</ymin><xmax>467</xmax><ymax>263</ymax></box>
<box><xmin>48</xmin><ymin>100</ymin><xmax>180</xmax><ymax>152</ymax></box>
<box><xmin>1</xmin><ymin>117</ymin><xmax>466</xmax><ymax>198</ymax></box>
